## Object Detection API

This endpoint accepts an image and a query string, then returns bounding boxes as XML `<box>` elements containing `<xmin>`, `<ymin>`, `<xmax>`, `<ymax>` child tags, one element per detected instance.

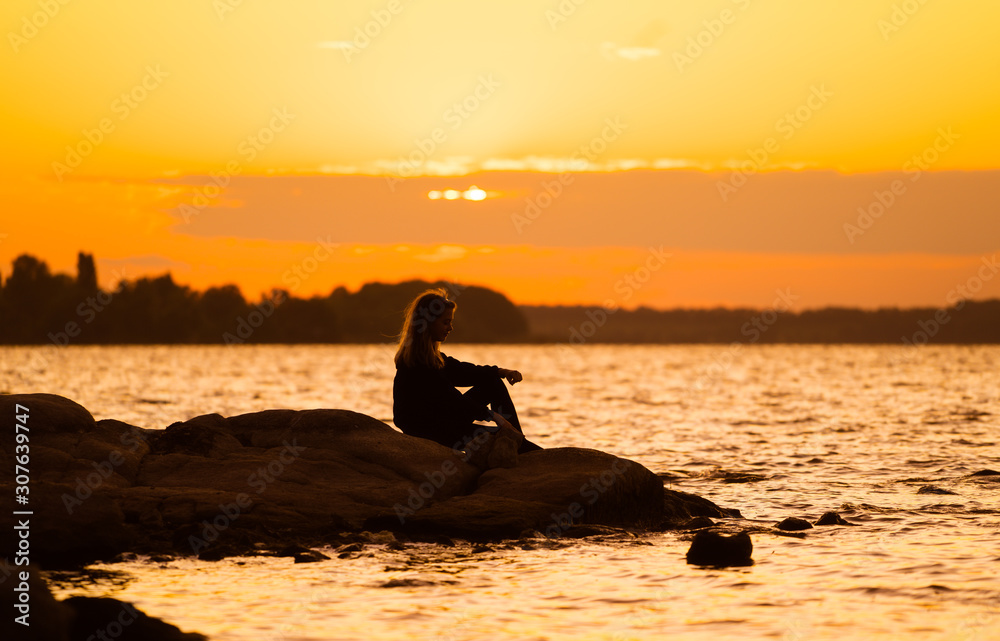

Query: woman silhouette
<box><xmin>392</xmin><ymin>288</ymin><xmax>541</xmax><ymax>454</ymax></box>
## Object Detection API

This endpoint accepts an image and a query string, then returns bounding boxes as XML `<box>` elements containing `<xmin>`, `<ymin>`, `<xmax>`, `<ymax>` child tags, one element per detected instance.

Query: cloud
<box><xmin>374</xmin><ymin>156</ymin><xmax>475</xmax><ymax>177</ymax></box>
<box><xmin>303</xmin><ymin>156</ymin><xmax>704</xmax><ymax>176</ymax></box>
<box><xmin>601</xmin><ymin>42</ymin><xmax>661</xmax><ymax>61</ymax></box>
<box><xmin>479</xmin><ymin>156</ymin><xmax>696</xmax><ymax>173</ymax></box>
<box><xmin>413</xmin><ymin>245</ymin><xmax>468</xmax><ymax>263</ymax></box>
<box><xmin>318</xmin><ymin>164</ymin><xmax>358</xmax><ymax>174</ymax></box>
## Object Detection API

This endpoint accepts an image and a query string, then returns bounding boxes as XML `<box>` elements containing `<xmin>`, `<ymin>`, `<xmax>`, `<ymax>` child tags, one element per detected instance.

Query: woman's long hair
<box><xmin>394</xmin><ymin>288</ymin><xmax>456</xmax><ymax>369</ymax></box>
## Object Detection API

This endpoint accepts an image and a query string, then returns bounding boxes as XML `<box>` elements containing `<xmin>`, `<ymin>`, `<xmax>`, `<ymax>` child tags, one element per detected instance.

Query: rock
<box><xmin>0</xmin><ymin>481</ymin><xmax>134</xmax><ymax>569</ymax></box>
<box><xmin>463</xmin><ymin>423</ymin><xmax>521</xmax><ymax>471</ymax></box>
<box><xmin>64</xmin><ymin>596</ymin><xmax>207</xmax><ymax>640</ymax></box>
<box><xmin>153</xmin><ymin>414</ymin><xmax>243</xmax><ymax>458</ymax></box>
<box><xmin>558</xmin><ymin>524</ymin><xmax>634</xmax><ymax>539</ymax></box>
<box><xmin>776</xmin><ymin>517</ymin><xmax>813</xmax><ymax>531</ymax></box>
<box><xmin>274</xmin><ymin>544</ymin><xmax>314</xmax><ymax>557</ymax></box>
<box><xmin>3</xmin><ymin>393</ymin><xmax>96</xmax><ymax>435</ymax></box>
<box><xmin>970</xmin><ymin>469</ymin><xmax>999</xmax><ymax>476</ymax></box>
<box><xmin>3</xmin><ymin>567</ymin><xmax>205</xmax><ymax>641</ymax></box>
<box><xmin>814</xmin><ymin>511</ymin><xmax>856</xmax><ymax>526</ymax></box>
<box><xmin>660</xmin><ymin>489</ymin><xmax>739</xmax><ymax>527</ymax></box>
<box><xmin>380</xmin><ymin>577</ymin><xmax>440</xmax><ymax>588</ymax></box>
<box><xmin>293</xmin><ymin>550</ymin><xmax>331</xmax><ymax>563</ymax></box>
<box><xmin>0</xmin><ymin>393</ymin><xmax>738</xmax><ymax>565</ymax></box>
<box><xmin>681</xmin><ymin>516</ymin><xmax>715</xmax><ymax>530</ymax></box>
<box><xmin>7</xmin><ymin>568</ymin><xmax>73</xmax><ymax>641</ymax></box>
<box><xmin>917</xmin><ymin>485</ymin><xmax>958</xmax><ymax>495</ymax></box>
<box><xmin>335</xmin><ymin>542</ymin><xmax>365</xmax><ymax>558</ymax></box>
<box><xmin>383</xmin><ymin>448</ymin><xmax>666</xmax><ymax>540</ymax></box>
<box><xmin>685</xmin><ymin>531</ymin><xmax>753</xmax><ymax>567</ymax></box>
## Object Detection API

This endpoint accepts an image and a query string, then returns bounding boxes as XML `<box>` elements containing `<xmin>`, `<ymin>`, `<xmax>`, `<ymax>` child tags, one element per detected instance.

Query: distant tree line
<box><xmin>521</xmin><ymin>301</ymin><xmax>1000</xmax><ymax>344</ymax></box>
<box><xmin>2</xmin><ymin>253</ymin><xmax>998</xmax><ymax>345</ymax></box>
<box><xmin>0</xmin><ymin>253</ymin><xmax>528</xmax><ymax>345</ymax></box>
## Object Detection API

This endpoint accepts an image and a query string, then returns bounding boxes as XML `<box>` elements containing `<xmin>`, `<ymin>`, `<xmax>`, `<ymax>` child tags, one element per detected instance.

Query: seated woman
<box><xmin>392</xmin><ymin>288</ymin><xmax>541</xmax><ymax>455</ymax></box>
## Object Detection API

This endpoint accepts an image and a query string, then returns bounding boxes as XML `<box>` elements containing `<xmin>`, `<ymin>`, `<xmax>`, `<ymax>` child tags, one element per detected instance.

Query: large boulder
<box><xmin>129</xmin><ymin>407</ymin><xmax>482</xmax><ymax>537</ymax></box>
<box><xmin>0</xmin><ymin>395</ymin><xmax>141</xmax><ymax>567</ymax></box>
<box><xmin>381</xmin><ymin>447</ymin><xmax>665</xmax><ymax>540</ymax></box>
<box><xmin>0</xmin><ymin>393</ymin><xmax>736</xmax><ymax>566</ymax></box>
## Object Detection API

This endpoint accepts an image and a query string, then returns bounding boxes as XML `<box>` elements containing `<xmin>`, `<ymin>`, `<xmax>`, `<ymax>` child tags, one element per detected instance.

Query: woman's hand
<box><xmin>498</xmin><ymin>368</ymin><xmax>522</xmax><ymax>385</ymax></box>
<box><xmin>491</xmin><ymin>411</ymin><xmax>514</xmax><ymax>431</ymax></box>
<box><xmin>490</xmin><ymin>411</ymin><xmax>522</xmax><ymax>443</ymax></box>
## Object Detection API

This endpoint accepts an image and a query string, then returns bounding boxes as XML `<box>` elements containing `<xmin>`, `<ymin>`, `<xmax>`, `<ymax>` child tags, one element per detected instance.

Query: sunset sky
<box><xmin>1</xmin><ymin>0</ymin><xmax>998</xmax><ymax>310</ymax></box>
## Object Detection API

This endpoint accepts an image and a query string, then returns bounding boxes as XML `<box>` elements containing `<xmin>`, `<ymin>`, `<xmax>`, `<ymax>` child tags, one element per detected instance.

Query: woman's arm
<box><xmin>497</xmin><ymin>368</ymin><xmax>522</xmax><ymax>385</ymax></box>
<box><xmin>443</xmin><ymin>355</ymin><xmax>522</xmax><ymax>386</ymax></box>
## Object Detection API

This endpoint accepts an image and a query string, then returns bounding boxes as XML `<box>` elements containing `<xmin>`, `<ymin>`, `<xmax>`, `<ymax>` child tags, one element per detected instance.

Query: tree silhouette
<box><xmin>1</xmin><ymin>253</ymin><xmax>997</xmax><ymax>345</ymax></box>
<box><xmin>76</xmin><ymin>252</ymin><xmax>98</xmax><ymax>294</ymax></box>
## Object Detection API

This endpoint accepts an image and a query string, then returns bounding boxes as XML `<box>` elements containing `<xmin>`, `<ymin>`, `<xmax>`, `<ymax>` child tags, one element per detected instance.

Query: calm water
<box><xmin>3</xmin><ymin>344</ymin><xmax>999</xmax><ymax>640</ymax></box>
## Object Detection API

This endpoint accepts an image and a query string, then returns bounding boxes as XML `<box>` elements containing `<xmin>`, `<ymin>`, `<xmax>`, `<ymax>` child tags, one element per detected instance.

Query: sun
<box><xmin>427</xmin><ymin>185</ymin><xmax>488</xmax><ymax>201</ymax></box>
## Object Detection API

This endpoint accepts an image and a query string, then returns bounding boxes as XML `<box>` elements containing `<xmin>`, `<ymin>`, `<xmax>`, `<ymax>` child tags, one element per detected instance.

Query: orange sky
<box><xmin>2</xmin><ymin>0</ymin><xmax>998</xmax><ymax>309</ymax></box>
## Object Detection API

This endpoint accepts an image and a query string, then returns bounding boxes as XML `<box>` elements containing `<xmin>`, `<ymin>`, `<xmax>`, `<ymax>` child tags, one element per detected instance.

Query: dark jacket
<box><xmin>392</xmin><ymin>353</ymin><xmax>498</xmax><ymax>443</ymax></box>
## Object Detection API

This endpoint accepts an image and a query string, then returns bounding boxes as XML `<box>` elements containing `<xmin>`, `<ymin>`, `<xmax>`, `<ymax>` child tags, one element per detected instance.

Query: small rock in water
<box><xmin>363</xmin><ymin>530</ymin><xmax>399</xmax><ymax>545</ymax></box>
<box><xmin>274</xmin><ymin>544</ymin><xmax>312</xmax><ymax>558</ymax></box>
<box><xmin>380</xmin><ymin>578</ymin><xmax>438</xmax><ymax>588</ymax></box>
<box><xmin>685</xmin><ymin>531</ymin><xmax>753</xmax><ymax>567</ymax></box>
<box><xmin>682</xmin><ymin>516</ymin><xmax>715</xmax><ymax>530</ymax></box>
<box><xmin>917</xmin><ymin>485</ymin><xmax>958</xmax><ymax>495</ymax></box>
<box><xmin>970</xmin><ymin>469</ymin><xmax>1000</xmax><ymax>477</ymax></box>
<box><xmin>776</xmin><ymin>517</ymin><xmax>813</xmax><ymax>531</ymax></box>
<box><xmin>814</xmin><ymin>512</ymin><xmax>856</xmax><ymax>526</ymax></box>
<box><xmin>294</xmin><ymin>550</ymin><xmax>331</xmax><ymax>563</ymax></box>
<box><xmin>336</xmin><ymin>542</ymin><xmax>365</xmax><ymax>558</ymax></box>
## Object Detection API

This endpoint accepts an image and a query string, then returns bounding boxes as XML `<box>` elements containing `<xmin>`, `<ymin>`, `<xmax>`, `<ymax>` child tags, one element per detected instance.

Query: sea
<box><xmin>2</xmin><ymin>344</ymin><xmax>998</xmax><ymax>641</ymax></box>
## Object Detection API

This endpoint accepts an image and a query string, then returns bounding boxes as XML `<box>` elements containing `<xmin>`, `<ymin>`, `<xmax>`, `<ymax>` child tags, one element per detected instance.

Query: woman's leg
<box><xmin>462</xmin><ymin>375</ymin><xmax>542</xmax><ymax>453</ymax></box>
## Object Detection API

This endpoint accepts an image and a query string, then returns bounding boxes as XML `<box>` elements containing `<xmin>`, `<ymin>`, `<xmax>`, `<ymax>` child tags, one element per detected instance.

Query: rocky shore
<box><xmin>1</xmin><ymin>393</ymin><xmax>735</xmax><ymax>570</ymax></box>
